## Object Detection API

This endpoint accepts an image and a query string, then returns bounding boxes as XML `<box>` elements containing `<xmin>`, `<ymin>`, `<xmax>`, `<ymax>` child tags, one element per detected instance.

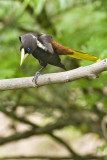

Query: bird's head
<box><xmin>19</xmin><ymin>33</ymin><xmax>37</xmax><ymax>65</ymax></box>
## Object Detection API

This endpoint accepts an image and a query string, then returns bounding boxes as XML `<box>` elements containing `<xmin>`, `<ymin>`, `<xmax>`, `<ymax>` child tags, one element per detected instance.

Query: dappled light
<box><xmin>0</xmin><ymin>0</ymin><xmax>107</xmax><ymax>160</ymax></box>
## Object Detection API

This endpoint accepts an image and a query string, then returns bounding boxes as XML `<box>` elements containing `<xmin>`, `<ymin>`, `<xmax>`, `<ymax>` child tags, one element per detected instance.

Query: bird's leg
<box><xmin>32</xmin><ymin>66</ymin><xmax>46</xmax><ymax>83</ymax></box>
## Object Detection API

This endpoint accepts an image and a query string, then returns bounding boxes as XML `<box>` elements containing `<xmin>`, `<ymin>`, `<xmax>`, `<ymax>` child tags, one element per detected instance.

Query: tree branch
<box><xmin>0</xmin><ymin>105</ymin><xmax>39</xmax><ymax>128</ymax></box>
<box><xmin>0</xmin><ymin>156</ymin><xmax>74</xmax><ymax>160</ymax></box>
<box><xmin>0</xmin><ymin>59</ymin><xmax>107</xmax><ymax>91</ymax></box>
<box><xmin>0</xmin><ymin>155</ymin><xmax>105</xmax><ymax>160</ymax></box>
<box><xmin>50</xmin><ymin>133</ymin><xmax>78</xmax><ymax>157</ymax></box>
<box><xmin>0</xmin><ymin>119</ymin><xmax>73</xmax><ymax>145</ymax></box>
<box><xmin>0</xmin><ymin>107</ymin><xmax>78</xmax><ymax>156</ymax></box>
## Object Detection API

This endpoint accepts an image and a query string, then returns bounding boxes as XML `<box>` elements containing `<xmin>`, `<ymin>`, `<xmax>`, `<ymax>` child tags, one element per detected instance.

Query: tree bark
<box><xmin>0</xmin><ymin>59</ymin><xmax>107</xmax><ymax>91</ymax></box>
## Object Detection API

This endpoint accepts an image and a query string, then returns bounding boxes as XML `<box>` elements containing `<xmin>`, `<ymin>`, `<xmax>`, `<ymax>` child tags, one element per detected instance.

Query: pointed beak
<box><xmin>20</xmin><ymin>48</ymin><xmax>29</xmax><ymax>66</ymax></box>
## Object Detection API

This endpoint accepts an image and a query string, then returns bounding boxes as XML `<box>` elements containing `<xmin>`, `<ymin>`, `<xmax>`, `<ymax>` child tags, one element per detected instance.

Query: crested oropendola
<box><xmin>19</xmin><ymin>33</ymin><xmax>100</xmax><ymax>83</ymax></box>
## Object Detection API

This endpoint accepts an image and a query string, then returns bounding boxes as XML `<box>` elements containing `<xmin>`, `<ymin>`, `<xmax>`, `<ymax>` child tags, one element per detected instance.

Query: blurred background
<box><xmin>0</xmin><ymin>0</ymin><xmax>107</xmax><ymax>159</ymax></box>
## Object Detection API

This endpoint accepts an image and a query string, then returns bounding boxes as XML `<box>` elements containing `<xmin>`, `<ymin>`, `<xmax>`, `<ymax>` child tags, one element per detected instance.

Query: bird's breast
<box><xmin>32</xmin><ymin>47</ymin><xmax>52</xmax><ymax>62</ymax></box>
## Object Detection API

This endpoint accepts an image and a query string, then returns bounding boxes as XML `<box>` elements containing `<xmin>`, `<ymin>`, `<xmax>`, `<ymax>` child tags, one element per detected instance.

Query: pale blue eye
<box><xmin>27</xmin><ymin>48</ymin><xmax>31</xmax><ymax>53</ymax></box>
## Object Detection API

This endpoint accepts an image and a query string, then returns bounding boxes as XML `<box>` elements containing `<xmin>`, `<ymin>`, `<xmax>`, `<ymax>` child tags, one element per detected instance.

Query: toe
<box><xmin>32</xmin><ymin>72</ymin><xmax>41</xmax><ymax>83</ymax></box>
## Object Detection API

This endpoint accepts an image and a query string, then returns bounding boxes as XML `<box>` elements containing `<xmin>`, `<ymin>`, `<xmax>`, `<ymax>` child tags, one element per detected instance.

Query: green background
<box><xmin>0</xmin><ymin>0</ymin><xmax>107</xmax><ymax>159</ymax></box>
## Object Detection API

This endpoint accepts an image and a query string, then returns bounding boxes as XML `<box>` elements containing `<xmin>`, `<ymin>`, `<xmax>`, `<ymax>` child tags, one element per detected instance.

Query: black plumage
<box><xmin>19</xmin><ymin>33</ymin><xmax>66</xmax><ymax>82</ymax></box>
<box><xmin>19</xmin><ymin>32</ymin><xmax>100</xmax><ymax>82</ymax></box>
<box><xmin>31</xmin><ymin>46</ymin><xmax>66</xmax><ymax>69</ymax></box>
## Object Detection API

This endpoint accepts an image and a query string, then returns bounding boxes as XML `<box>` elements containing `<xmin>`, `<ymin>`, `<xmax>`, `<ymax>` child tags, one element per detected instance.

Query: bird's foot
<box><xmin>32</xmin><ymin>71</ymin><xmax>40</xmax><ymax>84</ymax></box>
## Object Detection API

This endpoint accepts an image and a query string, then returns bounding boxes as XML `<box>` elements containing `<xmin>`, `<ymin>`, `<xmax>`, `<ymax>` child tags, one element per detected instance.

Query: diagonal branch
<box><xmin>0</xmin><ymin>105</ymin><xmax>38</xmax><ymax>128</ymax></box>
<box><xmin>50</xmin><ymin>133</ymin><xmax>78</xmax><ymax>157</ymax></box>
<box><xmin>0</xmin><ymin>59</ymin><xmax>107</xmax><ymax>91</ymax></box>
<box><xmin>0</xmin><ymin>107</ymin><xmax>78</xmax><ymax>156</ymax></box>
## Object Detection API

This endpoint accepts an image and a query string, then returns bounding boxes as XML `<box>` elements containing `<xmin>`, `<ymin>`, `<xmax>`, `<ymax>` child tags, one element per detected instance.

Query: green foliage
<box><xmin>0</xmin><ymin>0</ymin><xmax>107</xmax><ymax>156</ymax></box>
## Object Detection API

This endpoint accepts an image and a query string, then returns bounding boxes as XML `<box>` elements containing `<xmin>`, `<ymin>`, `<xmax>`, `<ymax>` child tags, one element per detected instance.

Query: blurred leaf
<box><xmin>0</xmin><ymin>1</ymin><xmax>107</xmax><ymax>156</ymax></box>
<box><xmin>29</xmin><ymin>0</ymin><xmax>46</xmax><ymax>16</ymax></box>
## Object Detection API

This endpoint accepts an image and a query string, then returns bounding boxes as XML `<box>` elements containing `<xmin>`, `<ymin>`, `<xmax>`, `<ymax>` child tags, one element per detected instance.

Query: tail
<box><xmin>51</xmin><ymin>40</ymin><xmax>100</xmax><ymax>62</ymax></box>
<box><xmin>67</xmin><ymin>50</ymin><xmax>100</xmax><ymax>62</ymax></box>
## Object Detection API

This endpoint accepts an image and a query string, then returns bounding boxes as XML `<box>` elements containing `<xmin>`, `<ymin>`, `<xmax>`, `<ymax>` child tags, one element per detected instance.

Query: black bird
<box><xmin>19</xmin><ymin>33</ymin><xmax>100</xmax><ymax>83</ymax></box>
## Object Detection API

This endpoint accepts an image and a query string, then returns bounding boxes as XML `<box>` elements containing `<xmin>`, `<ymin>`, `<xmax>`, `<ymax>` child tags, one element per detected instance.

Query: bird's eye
<box><xmin>27</xmin><ymin>48</ymin><xmax>31</xmax><ymax>53</ymax></box>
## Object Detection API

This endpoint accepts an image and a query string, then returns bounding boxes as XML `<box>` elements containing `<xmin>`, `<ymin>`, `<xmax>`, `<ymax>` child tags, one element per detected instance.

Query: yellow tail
<box><xmin>51</xmin><ymin>40</ymin><xmax>100</xmax><ymax>62</ymax></box>
<box><xmin>68</xmin><ymin>50</ymin><xmax>100</xmax><ymax>62</ymax></box>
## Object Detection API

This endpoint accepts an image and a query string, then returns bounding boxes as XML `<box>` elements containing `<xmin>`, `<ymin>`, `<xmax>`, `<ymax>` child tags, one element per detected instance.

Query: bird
<box><xmin>19</xmin><ymin>33</ymin><xmax>100</xmax><ymax>83</ymax></box>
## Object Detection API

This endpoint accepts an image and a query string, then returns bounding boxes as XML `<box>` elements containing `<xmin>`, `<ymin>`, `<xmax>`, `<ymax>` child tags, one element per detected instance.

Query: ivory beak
<box><xmin>20</xmin><ymin>48</ymin><xmax>29</xmax><ymax>66</ymax></box>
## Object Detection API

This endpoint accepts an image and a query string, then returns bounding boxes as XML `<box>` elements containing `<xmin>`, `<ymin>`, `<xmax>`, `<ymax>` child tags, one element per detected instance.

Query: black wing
<box><xmin>39</xmin><ymin>34</ymin><xmax>54</xmax><ymax>54</ymax></box>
